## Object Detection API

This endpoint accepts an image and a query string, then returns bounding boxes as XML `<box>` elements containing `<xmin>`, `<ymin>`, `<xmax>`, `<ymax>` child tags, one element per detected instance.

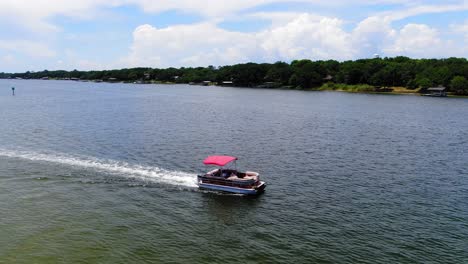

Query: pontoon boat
<box><xmin>197</xmin><ymin>156</ymin><xmax>266</xmax><ymax>195</ymax></box>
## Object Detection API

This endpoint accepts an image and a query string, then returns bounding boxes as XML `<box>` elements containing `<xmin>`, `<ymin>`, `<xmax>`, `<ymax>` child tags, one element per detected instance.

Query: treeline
<box><xmin>1</xmin><ymin>57</ymin><xmax>468</xmax><ymax>94</ymax></box>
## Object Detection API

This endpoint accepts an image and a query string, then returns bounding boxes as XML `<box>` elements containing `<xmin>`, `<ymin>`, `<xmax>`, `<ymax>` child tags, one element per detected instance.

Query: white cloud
<box><xmin>351</xmin><ymin>16</ymin><xmax>396</xmax><ymax>57</ymax></box>
<box><xmin>350</xmin><ymin>15</ymin><xmax>468</xmax><ymax>59</ymax></box>
<box><xmin>122</xmin><ymin>23</ymin><xmax>258</xmax><ymax>67</ymax></box>
<box><xmin>0</xmin><ymin>40</ymin><xmax>56</xmax><ymax>58</ymax></box>
<box><xmin>121</xmin><ymin>9</ymin><xmax>468</xmax><ymax>69</ymax></box>
<box><xmin>260</xmin><ymin>15</ymin><xmax>354</xmax><ymax>61</ymax></box>
<box><xmin>0</xmin><ymin>0</ymin><xmax>121</xmax><ymax>33</ymax></box>
<box><xmin>1</xmin><ymin>54</ymin><xmax>16</xmax><ymax>64</ymax></box>
<box><xmin>127</xmin><ymin>0</ymin><xmax>370</xmax><ymax>18</ymax></box>
<box><xmin>377</xmin><ymin>2</ymin><xmax>468</xmax><ymax>21</ymax></box>
<box><xmin>116</xmin><ymin>1</ymin><xmax>468</xmax><ymax>68</ymax></box>
<box><xmin>2</xmin><ymin>0</ymin><xmax>465</xmax><ymax>33</ymax></box>
<box><xmin>0</xmin><ymin>54</ymin><xmax>20</xmax><ymax>72</ymax></box>
<box><xmin>451</xmin><ymin>20</ymin><xmax>468</xmax><ymax>42</ymax></box>
<box><xmin>127</xmin><ymin>0</ymin><xmax>271</xmax><ymax>18</ymax></box>
<box><xmin>128</xmin><ymin>0</ymin><xmax>465</xmax><ymax>19</ymax></box>
<box><xmin>47</xmin><ymin>49</ymin><xmax>108</xmax><ymax>71</ymax></box>
<box><xmin>0</xmin><ymin>0</ymin><xmax>467</xmax><ymax>71</ymax></box>
<box><xmin>122</xmin><ymin>14</ymin><xmax>356</xmax><ymax>68</ymax></box>
<box><xmin>382</xmin><ymin>24</ymin><xmax>451</xmax><ymax>57</ymax></box>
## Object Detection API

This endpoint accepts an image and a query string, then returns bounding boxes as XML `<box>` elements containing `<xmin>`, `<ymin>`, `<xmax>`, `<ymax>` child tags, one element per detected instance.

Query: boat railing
<box><xmin>198</xmin><ymin>175</ymin><xmax>257</xmax><ymax>188</ymax></box>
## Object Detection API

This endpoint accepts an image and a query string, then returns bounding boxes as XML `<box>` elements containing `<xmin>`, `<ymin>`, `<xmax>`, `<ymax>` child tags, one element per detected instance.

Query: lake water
<box><xmin>1</xmin><ymin>80</ymin><xmax>467</xmax><ymax>263</ymax></box>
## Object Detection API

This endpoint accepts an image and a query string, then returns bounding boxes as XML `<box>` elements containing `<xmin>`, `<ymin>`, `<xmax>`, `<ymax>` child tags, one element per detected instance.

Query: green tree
<box><xmin>265</xmin><ymin>61</ymin><xmax>293</xmax><ymax>85</ymax></box>
<box><xmin>290</xmin><ymin>60</ymin><xmax>325</xmax><ymax>88</ymax></box>
<box><xmin>2</xmin><ymin>57</ymin><xmax>468</xmax><ymax>92</ymax></box>
<box><xmin>450</xmin><ymin>76</ymin><xmax>468</xmax><ymax>95</ymax></box>
<box><xmin>417</xmin><ymin>77</ymin><xmax>432</xmax><ymax>89</ymax></box>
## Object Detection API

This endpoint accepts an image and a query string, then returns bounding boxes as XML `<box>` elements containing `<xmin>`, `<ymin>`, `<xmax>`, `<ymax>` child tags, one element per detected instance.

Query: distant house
<box><xmin>256</xmin><ymin>82</ymin><xmax>280</xmax><ymax>88</ymax></box>
<box><xmin>323</xmin><ymin>75</ymin><xmax>333</xmax><ymax>82</ymax></box>
<box><xmin>221</xmin><ymin>81</ymin><xmax>234</xmax><ymax>86</ymax></box>
<box><xmin>425</xmin><ymin>86</ymin><xmax>447</xmax><ymax>97</ymax></box>
<box><xmin>41</xmin><ymin>76</ymin><xmax>49</xmax><ymax>80</ymax></box>
<box><xmin>374</xmin><ymin>86</ymin><xmax>394</xmax><ymax>92</ymax></box>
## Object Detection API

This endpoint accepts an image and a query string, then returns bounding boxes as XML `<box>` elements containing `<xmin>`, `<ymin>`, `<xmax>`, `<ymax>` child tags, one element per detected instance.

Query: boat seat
<box><xmin>244</xmin><ymin>176</ymin><xmax>258</xmax><ymax>181</ymax></box>
<box><xmin>207</xmin><ymin>169</ymin><xmax>220</xmax><ymax>175</ymax></box>
<box><xmin>229</xmin><ymin>176</ymin><xmax>255</xmax><ymax>181</ymax></box>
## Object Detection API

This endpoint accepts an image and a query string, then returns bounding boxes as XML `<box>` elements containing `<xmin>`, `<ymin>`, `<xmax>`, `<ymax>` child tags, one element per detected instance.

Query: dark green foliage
<box><xmin>2</xmin><ymin>57</ymin><xmax>467</xmax><ymax>90</ymax></box>
<box><xmin>265</xmin><ymin>62</ymin><xmax>293</xmax><ymax>84</ymax></box>
<box><xmin>450</xmin><ymin>76</ymin><xmax>468</xmax><ymax>95</ymax></box>
<box><xmin>417</xmin><ymin>77</ymin><xmax>432</xmax><ymax>89</ymax></box>
<box><xmin>289</xmin><ymin>60</ymin><xmax>325</xmax><ymax>88</ymax></box>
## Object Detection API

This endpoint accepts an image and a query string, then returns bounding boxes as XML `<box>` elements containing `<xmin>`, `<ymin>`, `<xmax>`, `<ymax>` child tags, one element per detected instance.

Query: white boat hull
<box><xmin>198</xmin><ymin>181</ymin><xmax>266</xmax><ymax>195</ymax></box>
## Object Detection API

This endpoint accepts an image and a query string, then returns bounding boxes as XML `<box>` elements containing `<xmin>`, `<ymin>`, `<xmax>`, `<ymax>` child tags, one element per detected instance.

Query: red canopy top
<box><xmin>203</xmin><ymin>156</ymin><xmax>237</xmax><ymax>166</ymax></box>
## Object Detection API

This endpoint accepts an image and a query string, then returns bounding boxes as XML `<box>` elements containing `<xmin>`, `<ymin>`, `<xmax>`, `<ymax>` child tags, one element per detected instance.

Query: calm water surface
<box><xmin>0</xmin><ymin>80</ymin><xmax>467</xmax><ymax>263</ymax></box>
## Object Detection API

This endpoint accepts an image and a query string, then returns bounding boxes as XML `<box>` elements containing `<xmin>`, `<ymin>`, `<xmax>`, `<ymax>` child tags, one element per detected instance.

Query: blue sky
<box><xmin>0</xmin><ymin>0</ymin><xmax>466</xmax><ymax>72</ymax></box>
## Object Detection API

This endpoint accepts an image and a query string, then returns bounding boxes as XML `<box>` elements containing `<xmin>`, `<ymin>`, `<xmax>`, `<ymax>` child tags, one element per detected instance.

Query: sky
<box><xmin>0</xmin><ymin>0</ymin><xmax>467</xmax><ymax>72</ymax></box>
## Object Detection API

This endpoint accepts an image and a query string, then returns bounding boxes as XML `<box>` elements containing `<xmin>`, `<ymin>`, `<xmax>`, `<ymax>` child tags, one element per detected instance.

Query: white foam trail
<box><xmin>0</xmin><ymin>149</ymin><xmax>198</xmax><ymax>187</ymax></box>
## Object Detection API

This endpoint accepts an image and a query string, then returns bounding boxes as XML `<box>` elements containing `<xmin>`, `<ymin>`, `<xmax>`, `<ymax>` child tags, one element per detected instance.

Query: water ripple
<box><xmin>0</xmin><ymin>149</ymin><xmax>197</xmax><ymax>188</ymax></box>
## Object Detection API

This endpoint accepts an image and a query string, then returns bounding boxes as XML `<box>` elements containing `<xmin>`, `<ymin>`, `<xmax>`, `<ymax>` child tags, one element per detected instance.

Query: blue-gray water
<box><xmin>1</xmin><ymin>80</ymin><xmax>467</xmax><ymax>263</ymax></box>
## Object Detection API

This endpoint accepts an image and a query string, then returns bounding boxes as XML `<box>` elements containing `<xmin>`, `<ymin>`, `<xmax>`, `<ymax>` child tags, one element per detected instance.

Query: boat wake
<box><xmin>0</xmin><ymin>149</ymin><xmax>198</xmax><ymax>188</ymax></box>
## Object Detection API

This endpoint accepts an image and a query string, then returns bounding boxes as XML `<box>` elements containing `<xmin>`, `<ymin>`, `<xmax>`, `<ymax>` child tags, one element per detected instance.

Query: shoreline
<box><xmin>4</xmin><ymin>78</ymin><xmax>468</xmax><ymax>98</ymax></box>
<box><xmin>311</xmin><ymin>89</ymin><xmax>468</xmax><ymax>98</ymax></box>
